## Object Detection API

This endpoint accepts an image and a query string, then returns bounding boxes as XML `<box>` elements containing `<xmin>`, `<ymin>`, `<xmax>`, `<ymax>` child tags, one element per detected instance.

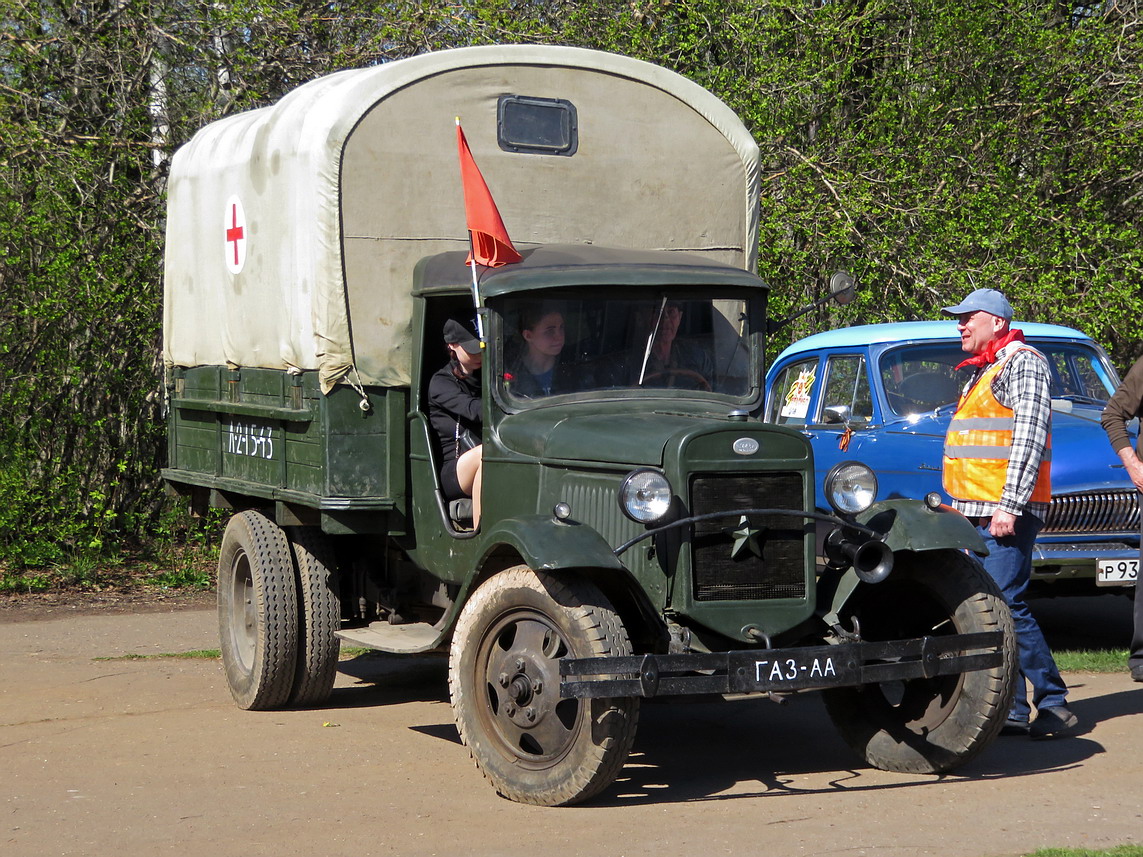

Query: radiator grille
<box><xmin>689</xmin><ymin>473</ymin><xmax>807</xmax><ymax>602</ymax></box>
<box><xmin>1042</xmin><ymin>490</ymin><xmax>1140</xmax><ymax>536</ymax></box>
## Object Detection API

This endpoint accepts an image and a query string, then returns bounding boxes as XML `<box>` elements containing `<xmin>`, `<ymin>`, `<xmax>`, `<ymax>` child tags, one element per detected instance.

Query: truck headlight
<box><xmin>825</xmin><ymin>461</ymin><xmax>877</xmax><ymax>516</ymax></box>
<box><xmin>618</xmin><ymin>469</ymin><xmax>673</xmax><ymax>524</ymax></box>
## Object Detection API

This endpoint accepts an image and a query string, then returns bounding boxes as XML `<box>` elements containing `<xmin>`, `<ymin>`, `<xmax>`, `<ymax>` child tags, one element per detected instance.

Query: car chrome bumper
<box><xmin>1030</xmin><ymin>542</ymin><xmax>1139</xmax><ymax>588</ymax></box>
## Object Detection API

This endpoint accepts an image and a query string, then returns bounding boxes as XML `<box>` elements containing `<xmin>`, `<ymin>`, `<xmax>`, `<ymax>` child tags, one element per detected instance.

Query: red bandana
<box><xmin>955</xmin><ymin>328</ymin><xmax>1025</xmax><ymax>371</ymax></box>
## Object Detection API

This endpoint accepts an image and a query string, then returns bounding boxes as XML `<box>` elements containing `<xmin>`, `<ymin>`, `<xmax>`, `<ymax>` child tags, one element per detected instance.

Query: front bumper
<box><xmin>1031</xmin><ymin>541</ymin><xmax>1138</xmax><ymax>586</ymax></box>
<box><xmin>560</xmin><ymin>631</ymin><xmax>1003</xmax><ymax>699</ymax></box>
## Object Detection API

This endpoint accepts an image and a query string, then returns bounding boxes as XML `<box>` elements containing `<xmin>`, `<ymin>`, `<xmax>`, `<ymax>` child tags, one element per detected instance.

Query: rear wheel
<box><xmin>822</xmin><ymin>550</ymin><xmax>1016</xmax><ymax>773</ymax></box>
<box><xmin>217</xmin><ymin>511</ymin><xmax>299</xmax><ymax>710</ymax></box>
<box><xmin>287</xmin><ymin>527</ymin><xmax>341</xmax><ymax>707</ymax></box>
<box><xmin>449</xmin><ymin>566</ymin><xmax>640</xmax><ymax>806</ymax></box>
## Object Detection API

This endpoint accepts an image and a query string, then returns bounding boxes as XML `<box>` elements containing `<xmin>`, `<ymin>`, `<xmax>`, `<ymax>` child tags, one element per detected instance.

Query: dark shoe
<box><xmin>999</xmin><ymin>717</ymin><xmax>1030</xmax><ymax>736</ymax></box>
<box><xmin>1030</xmin><ymin>706</ymin><xmax>1079</xmax><ymax>740</ymax></box>
<box><xmin>1131</xmin><ymin>665</ymin><xmax>1143</xmax><ymax>682</ymax></box>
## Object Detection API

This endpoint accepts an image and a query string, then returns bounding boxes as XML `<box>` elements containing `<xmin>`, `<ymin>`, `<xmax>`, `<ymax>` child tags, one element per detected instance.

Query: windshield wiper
<box><xmin>637</xmin><ymin>296</ymin><xmax>667</xmax><ymax>385</ymax></box>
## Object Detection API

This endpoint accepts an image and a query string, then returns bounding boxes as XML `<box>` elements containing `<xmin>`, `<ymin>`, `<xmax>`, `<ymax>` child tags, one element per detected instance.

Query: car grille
<box><xmin>689</xmin><ymin>473</ymin><xmax>807</xmax><ymax>602</ymax></box>
<box><xmin>1042</xmin><ymin>490</ymin><xmax>1140</xmax><ymax>536</ymax></box>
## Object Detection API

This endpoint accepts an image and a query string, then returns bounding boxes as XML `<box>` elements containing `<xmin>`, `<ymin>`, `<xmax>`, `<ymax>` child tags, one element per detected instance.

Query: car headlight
<box><xmin>825</xmin><ymin>461</ymin><xmax>878</xmax><ymax>516</ymax></box>
<box><xmin>618</xmin><ymin>469</ymin><xmax>673</xmax><ymax>524</ymax></box>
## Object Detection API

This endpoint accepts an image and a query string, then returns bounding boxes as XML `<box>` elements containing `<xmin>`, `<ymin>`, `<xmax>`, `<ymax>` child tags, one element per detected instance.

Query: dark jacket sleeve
<box><xmin>1101</xmin><ymin>357</ymin><xmax>1143</xmax><ymax>454</ymax></box>
<box><xmin>429</xmin><ymin>370</ymin><xmax>482</xmax><ymax>423</ymax></box>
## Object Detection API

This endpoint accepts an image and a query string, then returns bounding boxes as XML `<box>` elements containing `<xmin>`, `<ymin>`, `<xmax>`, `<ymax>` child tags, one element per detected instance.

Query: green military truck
<box><xmin>163</xmin><ymin>45</ymin><xmax>1015</xmax><ymax>806</ymax></box>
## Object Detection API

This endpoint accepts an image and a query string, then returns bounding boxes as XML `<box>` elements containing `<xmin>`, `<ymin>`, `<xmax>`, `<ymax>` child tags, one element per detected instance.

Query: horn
<box><xmin>849</xmin><ymin>539</ymin><xmax>894</xmax><ymax>585</ymax></box>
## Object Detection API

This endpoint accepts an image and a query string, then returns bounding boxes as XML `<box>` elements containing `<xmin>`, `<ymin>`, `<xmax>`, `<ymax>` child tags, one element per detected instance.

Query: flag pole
<box><xmin>456</xmin><ymin>114</ymin><xmax>519</xmax><ymax>345</ymax></box>
<box><xmin>467</xmin><ymin>230</ymin><xmax>486</xmax><ymax>343</ymax></box>
<box><xmin>458</xmin><ymin>117</ymin><xmax>485</xmax><ymax>344</ymax></box>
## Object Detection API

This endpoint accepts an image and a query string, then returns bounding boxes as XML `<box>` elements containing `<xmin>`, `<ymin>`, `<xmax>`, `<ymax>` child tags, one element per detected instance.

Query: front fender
<box><xmin>819</xmin><ymin>500</ymin><xmax>986</xmax><ymax>629</ymax></box>
<box><xmin>856</xmin><ymin>499</ymin><xmax>987</xmax><ymax>557</ymax></box>
<box><xmin>478</xmin><ymin>515</ymin><xmax>626</xmax><ymax>573</ymax></box>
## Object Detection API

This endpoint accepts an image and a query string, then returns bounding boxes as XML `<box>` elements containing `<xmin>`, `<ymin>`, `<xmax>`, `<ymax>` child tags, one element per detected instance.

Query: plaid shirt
<box><xmin>950</xmin><ymin>343</ymin><xmax>1052</xmax><ymax>520</ymax></box>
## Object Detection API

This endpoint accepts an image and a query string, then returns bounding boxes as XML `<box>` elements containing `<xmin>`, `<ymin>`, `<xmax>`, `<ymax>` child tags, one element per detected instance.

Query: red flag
<box><xmin>456</xmin><ymin>119</ymin><xmax>521</xmax><ymax>267</ymax></box>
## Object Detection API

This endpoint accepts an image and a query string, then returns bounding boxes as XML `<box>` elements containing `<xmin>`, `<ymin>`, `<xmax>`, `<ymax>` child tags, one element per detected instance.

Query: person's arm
<box><xmin>995</xmin><ymin>349</ymin><xmax>1052</xmax><ymax>521</ymax></box>
<box><xmin>1115</xmin><ymin>446</ymin><xmax>1143</xmax><ymax>493</ymax></box>
<box><xmin>1102</xmin><ymin>357</ymin><xmax>1143</xmax><ymax>492</ymax></box>
<box><xmin>430</xmin><ymin>372</ymin><xmax>482</xmax><ymax>424</ymax></box>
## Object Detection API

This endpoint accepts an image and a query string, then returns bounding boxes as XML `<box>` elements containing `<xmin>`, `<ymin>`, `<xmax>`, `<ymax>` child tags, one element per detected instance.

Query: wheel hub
<box><xmin>500</xmin><ymin>655</ymin><xmax>554</xmax><ymax>728</ymax></box>
<box><xmin>508</xmin><ymin>674</ymin><xmax>534</xmax><ymax>707</ymax></box>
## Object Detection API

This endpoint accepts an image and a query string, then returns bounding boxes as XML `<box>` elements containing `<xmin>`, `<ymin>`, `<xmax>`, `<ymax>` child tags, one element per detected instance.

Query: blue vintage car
<box><xmin>764</xmin><ymin>320</ymin><xmax>1140</xmax><ymax>594</ymax></box>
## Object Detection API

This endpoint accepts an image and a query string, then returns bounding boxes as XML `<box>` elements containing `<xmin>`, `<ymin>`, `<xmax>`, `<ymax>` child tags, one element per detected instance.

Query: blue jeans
<box><xmin>974</xmin><ymin>514</ymin><xmax>1069</xmax><ymax>721</ymax></box>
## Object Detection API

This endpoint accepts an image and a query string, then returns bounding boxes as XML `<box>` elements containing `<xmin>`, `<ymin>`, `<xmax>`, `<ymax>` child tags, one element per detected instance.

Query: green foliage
<box><xmin>0</xmin><ymin>570</ymin><xmax>53</xmax><ymax>594</ymax></box>
<box><xmin>144</xmin><ymin>566</ymin><xmax>213</xmax><ymax>589</ymax></box>
<box><xmin>96</xmin><ymin>650</ymin><xmax>221</xmax><ymax>661</ymax></box>
<box><xmin>1054</xmin><ymin>648</ymin><xmax>1133</xmax><ymax>674</ymax></box>
<box><xmin>1</xmin><ymin>1</ymin><xmax>1141</xmax><ymax>575</ymax></box>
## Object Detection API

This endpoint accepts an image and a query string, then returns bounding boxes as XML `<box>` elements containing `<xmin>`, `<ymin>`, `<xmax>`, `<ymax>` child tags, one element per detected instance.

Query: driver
<box><xmin>629</xmin><ymin>300</ymin><xmax>713</xmax><ymax>390</ymax></box>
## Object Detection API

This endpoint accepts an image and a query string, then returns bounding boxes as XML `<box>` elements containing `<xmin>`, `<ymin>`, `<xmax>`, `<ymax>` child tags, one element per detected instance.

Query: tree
<box><xmin>1</xmin><ymin>0</ymin><xmax>1139</xmax><ymax>570</ymax></box>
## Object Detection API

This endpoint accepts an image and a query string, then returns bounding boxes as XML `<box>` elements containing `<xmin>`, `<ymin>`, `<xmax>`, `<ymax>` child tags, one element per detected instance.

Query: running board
<box><xmin>335</xmin><ymin>622</ymin><xmax>442</xmax><ymax>654</ymax></box>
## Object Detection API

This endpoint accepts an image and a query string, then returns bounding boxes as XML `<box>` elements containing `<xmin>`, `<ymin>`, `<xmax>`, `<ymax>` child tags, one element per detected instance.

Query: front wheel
<box><xmin>822</xmin><ymin>550</ymin><xmax>1016</xmax><ymax>773</ymax></box>
<box><xmin>448</xmin><ymin>566</ymin><xmax>640</xmax><ymax>806</ymax></box>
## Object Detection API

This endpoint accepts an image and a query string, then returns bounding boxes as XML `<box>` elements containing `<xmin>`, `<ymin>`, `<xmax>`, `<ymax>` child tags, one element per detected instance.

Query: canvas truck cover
<box><xmin>163</xmin><ymin>44</ymin><xmax>761</xmax><ymax>392</ymax></box>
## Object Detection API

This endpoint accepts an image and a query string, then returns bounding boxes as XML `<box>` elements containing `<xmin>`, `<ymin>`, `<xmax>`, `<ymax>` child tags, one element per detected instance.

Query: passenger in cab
<box><xmin>507</xmin><ymin>304</ymin><xmax>576</xmax><ymax>397</ymax></box>
<box><xmin>428</xmin><ymin>318</ymin><xmax>483</xmax><ymax>527</ymax></box>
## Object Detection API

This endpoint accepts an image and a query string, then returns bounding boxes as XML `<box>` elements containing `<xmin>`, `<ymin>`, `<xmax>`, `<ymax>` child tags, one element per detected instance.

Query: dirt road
<box><xmin>2</xmin><ymin>596</ymin><xmax>1141</xmax><ymax>857</ymax></box>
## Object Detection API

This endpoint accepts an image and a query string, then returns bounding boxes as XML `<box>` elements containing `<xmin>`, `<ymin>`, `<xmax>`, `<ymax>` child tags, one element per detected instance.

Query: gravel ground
<box><xmin>1</xmin><ymin>592</ymin><xmax>1141</xmax><ymax>857</ymax></box>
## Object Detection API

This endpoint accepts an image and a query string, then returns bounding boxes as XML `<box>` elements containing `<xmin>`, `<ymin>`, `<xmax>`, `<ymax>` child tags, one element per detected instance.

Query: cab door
<box><xmin>768</xmin><ymin>352</ymin><xmax>880</xmax><ymax>506</ymax></box>
<box><xmin>800</xmin><ymin>354</ymin><xmax>878</xmax><ymax>495</ymax></box>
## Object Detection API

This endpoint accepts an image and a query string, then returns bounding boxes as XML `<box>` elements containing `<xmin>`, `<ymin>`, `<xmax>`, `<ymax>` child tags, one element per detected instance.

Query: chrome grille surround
<box><xmin>1042</xmin><ymin>490</ymin><xmax>1140</xmax><ymax>536</ymax></box>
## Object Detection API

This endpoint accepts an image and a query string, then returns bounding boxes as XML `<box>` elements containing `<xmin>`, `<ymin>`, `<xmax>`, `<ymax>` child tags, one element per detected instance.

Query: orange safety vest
<box><xmin>942</xmin><ymin>347</ymin><xmax>1052</xmax><ymax>505</ymax></box>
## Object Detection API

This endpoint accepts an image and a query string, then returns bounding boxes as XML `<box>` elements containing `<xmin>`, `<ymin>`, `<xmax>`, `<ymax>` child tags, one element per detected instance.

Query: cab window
<box><xmin>767</xmin><ymin>358</ymin><xmax>818</xmax><ymax>426</ymax></box>
<box><xmin>816</xmin><ymin>355</ymin><xmax>872</xmax><ymax>425</ymax></box>
<box><xmin>879</xmin><ymin>344</ymin><xmax>964</xmax><ymax>415</ymax></box>
<box><xmin>1048</xmin><ymin>347</ymin><xmax>1117</xmax><ymax>401</ymax></box>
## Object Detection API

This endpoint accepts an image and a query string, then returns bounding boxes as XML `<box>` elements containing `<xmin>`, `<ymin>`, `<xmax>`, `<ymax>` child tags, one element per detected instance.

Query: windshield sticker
<box><xmin>781</xmin><ymin>366</ymin><xmax>815</xmax><ymax>419</ymax></box>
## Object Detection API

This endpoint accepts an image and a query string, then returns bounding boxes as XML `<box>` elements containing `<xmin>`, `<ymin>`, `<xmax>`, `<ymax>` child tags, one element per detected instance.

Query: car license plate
<box><xmin>1097</xmin><ymin>557</ymin><xmax>1139</xmax><ymax>586</ymax></box>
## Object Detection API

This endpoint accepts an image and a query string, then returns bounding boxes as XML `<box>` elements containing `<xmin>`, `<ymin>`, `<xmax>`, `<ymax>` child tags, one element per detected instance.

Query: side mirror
<box><xmin>767</xmin><ymin>270</ymin><xmax>859</xmax><ymax>334</ymax></box>
<box><xmin>829</xmin><ymin>270</ymin><xmax>856</xmax><ymax>306</ymax></box>
<box><xmin>822</xmin><ymin>405</ymin><xmax>851</xmax><ymax>425</ymax></box>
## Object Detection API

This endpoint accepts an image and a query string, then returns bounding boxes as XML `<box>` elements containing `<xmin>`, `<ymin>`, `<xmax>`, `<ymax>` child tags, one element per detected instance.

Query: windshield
<box><xmin>879</xmin><ymin>340</ymin><xmax>1120</xmax><ymax>416</ymax></box>
<box><xmin>495</xmin><ymin>293</ymin><xmax>757</xmax><ymax>404</ymax></box>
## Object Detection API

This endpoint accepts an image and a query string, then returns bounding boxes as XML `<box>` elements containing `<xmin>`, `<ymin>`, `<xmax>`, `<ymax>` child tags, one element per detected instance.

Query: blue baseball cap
<box><xmin>942</xmin><ymin>288</ymin><xmax>1013</xmax><ymax>321</ymax></box>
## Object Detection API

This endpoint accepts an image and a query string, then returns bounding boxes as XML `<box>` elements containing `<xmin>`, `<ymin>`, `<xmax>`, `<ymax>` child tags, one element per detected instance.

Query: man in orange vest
<box><xmin>941</xmin><ymin>288</ymin><xmax>1077</xmax><ymax>739</ymax></box>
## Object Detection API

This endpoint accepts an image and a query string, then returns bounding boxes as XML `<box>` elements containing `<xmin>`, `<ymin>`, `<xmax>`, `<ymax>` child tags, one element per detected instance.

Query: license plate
<box><xmin>727</xmin><ymin>646</ymin><xmax>860</xmax><ymax>693</ymax></box>
<box><xmin>1097</xmin><ymin>557</ymin><xmax>1139</xmax><ymax>586</ymax></box>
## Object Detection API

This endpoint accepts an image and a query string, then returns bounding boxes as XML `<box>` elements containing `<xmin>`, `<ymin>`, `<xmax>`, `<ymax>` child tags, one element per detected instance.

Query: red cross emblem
<box><xmin>224</xmin><ymin>196</ymin><xmax>247</xmax><ymax>274</ymax></box>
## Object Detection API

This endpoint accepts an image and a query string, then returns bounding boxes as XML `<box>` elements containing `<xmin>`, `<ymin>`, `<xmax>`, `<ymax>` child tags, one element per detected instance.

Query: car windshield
<box><xmin>495</xmin><ymin>293</ymin><xmax>756</xmax><ymax>403</ymax></box>
<box><xmin>879</xmin><ymin>340</ymin><xmax>1119</xmax><ymax>416</ymax></box>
